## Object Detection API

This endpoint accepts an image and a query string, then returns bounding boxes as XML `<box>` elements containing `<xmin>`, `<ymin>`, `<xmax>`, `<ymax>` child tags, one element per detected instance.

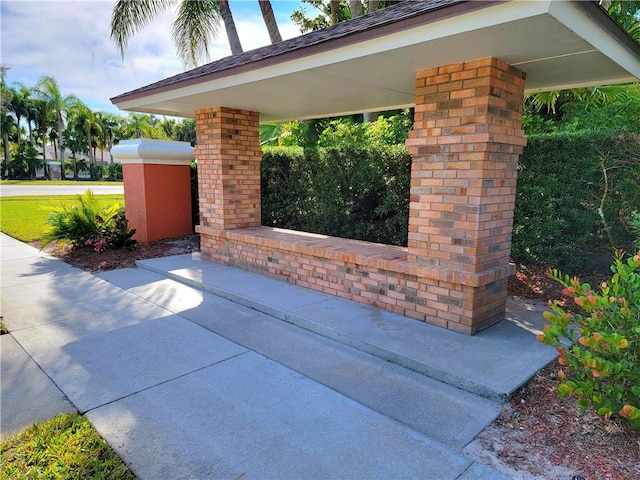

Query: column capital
<box><xmin>111</xmin><ymin>138</ymin><xmax>194</xmax><ymax>165</ymax></box>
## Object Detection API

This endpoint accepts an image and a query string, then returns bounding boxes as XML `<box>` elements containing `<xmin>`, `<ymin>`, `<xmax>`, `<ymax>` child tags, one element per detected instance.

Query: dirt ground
<box><xmin>41</xmin><ymin>235</ymin><xmax>640</xmax><ymax>480</ymax></box>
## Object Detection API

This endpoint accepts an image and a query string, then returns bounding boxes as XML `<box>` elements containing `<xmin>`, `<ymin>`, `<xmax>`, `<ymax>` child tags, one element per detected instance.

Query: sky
<box><xmin>0</xmin><ymin>0</ymin><xmax>308</xmax><ymax>116</ymax></box>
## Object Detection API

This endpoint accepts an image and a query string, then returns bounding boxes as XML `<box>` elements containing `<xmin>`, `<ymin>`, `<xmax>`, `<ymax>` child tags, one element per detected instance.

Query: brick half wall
<box><xmin>199</xmin><ymin>226</ymin><xmax>513</xmax><ymax>334</ymax></box>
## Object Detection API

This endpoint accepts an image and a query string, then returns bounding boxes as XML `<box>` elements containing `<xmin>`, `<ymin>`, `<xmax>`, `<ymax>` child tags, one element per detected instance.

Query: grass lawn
<box><xmin>1</xmin><ymin>195</ymin><xmax>124</xmax><ymax>243</ymax></box>
<box><xmin>0</xmin><ymin>412</ymin><xmax>136</xmax><ymax>480</ymax></box>
<box><xmin>0</xmin><ymin>180</ymin><xmax>122</xmax><ymax>186</ymax></box>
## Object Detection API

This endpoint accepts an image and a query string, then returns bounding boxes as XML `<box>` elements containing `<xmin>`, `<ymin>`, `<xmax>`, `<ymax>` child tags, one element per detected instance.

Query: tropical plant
<box><xmin>9</xmin><ymin>141</ymin><xmax>42</xmax><ymax>178</ymax></box>
<box><xmin>525</xmin><ymin>1</ymin><xmax>639</xmax><ymax>117</ymax></box>
<box><xmin>41</xmin><ymin>190</ymin><xmax>136</xmax><ymax>252</ymax></box>
<box><xmin>111</xmin><ymin>0</ymin><xmax>282</xmax><ymax>67</ymax></box>
<box><xmin>34</xmin><ymin>76</ymin><xmax>81</xmax><ymax>176</ymax></box>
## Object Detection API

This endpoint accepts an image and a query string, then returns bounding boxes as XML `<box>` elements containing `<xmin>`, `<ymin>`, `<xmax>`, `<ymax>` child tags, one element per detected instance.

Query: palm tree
<box><xmin>95</xmin><ymin>112</ymin><xmax>121</xmax><ymax>165</ymax></box>
<box><xmin>259</xmin><ymin>0</ymin><xmax>282</xmax><ymax>44</ymax></box>
<box><xmin>34</xmin><ymin>76</ymin><xmax>80</xmax><ymax>177</ymax></box>
<box><xmin>0</xmin><ymin>65</ymin><xmax>13</xmax><ymax>175</ymax></box>
<box><xmin>111</xmin><ymin>0</ymin><xmax>237</xmax><ymax>68</ymax></box>
<box><xmin>349</xmin><ymin>0</ymin><xmax>364</xmax><ymax>18</ymax></box>
<box><xmin>218</xmin><ymin>0</ymin><xmax>243</xmax><ymax>55</ymax></box>
<box><xmin>9</xmin><ymin>83</ymin><xmax>31</xmax><ymax>147</ymax></box>
<box><xmin>0</xmin><ymin>113</ymin><xmax>15</xmax><ymax>176</ymax></box>
<box><xmin>32</xmin><ymin>98</ymin><xmax>52</xmax><ymax>178</ymax></box>
<box><xmin>71</xmin><ymin>104</ymin><xmax>102</xmax><ymax>179</ymax></box>
<box><xmin>111</xmin><ymin>1</ymin><xmax>282</xmax><ymax>68</ymax></box>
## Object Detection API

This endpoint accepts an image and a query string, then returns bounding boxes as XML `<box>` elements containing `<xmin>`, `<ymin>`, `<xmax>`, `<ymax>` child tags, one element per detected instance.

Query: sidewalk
<box><xmin>1</xmin><ymin>233</ymin><xmax>556</xmax><ymax>479</ymax></box>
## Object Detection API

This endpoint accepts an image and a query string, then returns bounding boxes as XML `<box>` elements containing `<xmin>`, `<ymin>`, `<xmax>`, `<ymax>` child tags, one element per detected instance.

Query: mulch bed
<box><xmin>39</xmin><ymin>236</ymin><xmax>640</xmax><ymax>479</ymax></box>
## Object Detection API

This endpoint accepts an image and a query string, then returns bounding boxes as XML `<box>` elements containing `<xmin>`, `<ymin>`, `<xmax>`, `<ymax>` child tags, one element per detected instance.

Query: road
<box><xmin>0</xmin><ymin>185</ymin><xmax>124</xmax><ymax>197</ymax></box>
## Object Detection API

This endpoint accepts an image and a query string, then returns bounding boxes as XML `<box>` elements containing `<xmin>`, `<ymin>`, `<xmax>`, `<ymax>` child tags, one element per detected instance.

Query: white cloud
<box><xmin>1</xmin><ymin>0</ymin><xmax>302</xmax><ymax>115</ymax></box>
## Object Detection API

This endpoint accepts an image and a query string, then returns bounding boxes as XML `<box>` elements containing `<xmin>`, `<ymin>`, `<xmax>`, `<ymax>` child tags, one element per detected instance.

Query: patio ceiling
<box><xmin>111</xmin><ymin>0</ymin><xmax>640</xmax><ymax>124</ymax></box>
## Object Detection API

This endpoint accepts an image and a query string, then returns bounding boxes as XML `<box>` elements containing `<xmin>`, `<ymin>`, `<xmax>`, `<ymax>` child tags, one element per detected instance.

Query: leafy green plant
<box><xmin>514</xmin><ymin>131</ymin><xmax>640</xmax><ymax>272</ymax></box>
<box><xmin>40</xmin><ymin>189</ymin><xmax>136</xmax><ymax>252</ymax></box>
<box><xmin>537</xmin><ymin>250</ymin><xmax>640</xmax><ymax>429</ymax></box>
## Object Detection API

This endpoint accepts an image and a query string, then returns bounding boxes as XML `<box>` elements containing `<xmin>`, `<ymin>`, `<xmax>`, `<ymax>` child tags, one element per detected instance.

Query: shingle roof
<box><xmin>111</xmin><ymin>0</ymin><xmax>468</xmax><ymax>101</ymax></box>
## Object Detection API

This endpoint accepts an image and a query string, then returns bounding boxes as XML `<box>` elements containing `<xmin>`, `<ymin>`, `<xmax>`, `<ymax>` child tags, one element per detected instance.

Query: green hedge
<box><xmin>191</xmin><ymin>131</ymin><xmax>639</xmax><ymax>272</ymax></box>
<box><xmin>513</xmin><ymin>131</ymin><xmax>640</xmax><ymax>271</ymax></box>
<box><xmin>261</xmin><ymin>145</ymin><xmax>411</xmax><ymax>246</ymax></box>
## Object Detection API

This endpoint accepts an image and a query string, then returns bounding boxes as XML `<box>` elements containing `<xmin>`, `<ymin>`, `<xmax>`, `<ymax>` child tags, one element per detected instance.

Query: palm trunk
<box><xmin>349</xmin><ymin>1</ymin><xmax>364</xmax><ymax>18</ymax></box>
<box><xmin>57</xmin><ymin>114</ymin><xmax>65</xmax><ymax>178</ymax></box>
<box><xmin>369</xmin><ymin>1</ymin><xmax>378</xmax><ymax>13</ymax></box>
<box><xmin>15</xmin><ymin>113</ymin><xmax>22</xmax><ymax>147</ymax></box>
<box><xmin>2</xmin><ymin>131</ymin><xmax>9</xmax><ymax>176</ymax></box>
<box><xmin>41</xmin><ymin>132</ymin><xmax>48</xmax><ymax>179</ymax></box>
<box><xmin>28</xmin><ymin>120</ymin><xmax>34</xmax><ymax>146</ymax></box>
<box><xmin>259</xmin><ymin>1</ymin><xmax>282</xmax><ymax>43</ymax></box>
<box><xmin>219</xmin><ymin>1</ymin><xmax>243</xmax><ymax>55</ymax></box>
<box><xmin>330</xmin><ymin>1</ymin><xmax>339</xmax><ymax>24</ymax></box>
<box><xmin>86</xmin><ymin>127</ymin><xmax>95</xmax><ymax>179</ymax></box>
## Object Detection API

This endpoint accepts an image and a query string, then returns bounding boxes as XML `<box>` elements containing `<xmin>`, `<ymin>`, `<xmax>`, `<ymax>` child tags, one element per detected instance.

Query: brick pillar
<box><xmin>407</xmin><ymin>57</ymin><xmax>526</xmax><ymax>333</ymax></box>
<box><xmin>194</xmin><ymin>107</ymin><xmax>262</xmax><ymax>256</ymax></box>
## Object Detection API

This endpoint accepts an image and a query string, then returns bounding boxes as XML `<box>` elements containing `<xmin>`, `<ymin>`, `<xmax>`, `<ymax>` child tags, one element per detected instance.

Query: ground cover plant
<box><xmin>0</xmin><ymin>412</ymin><xmax>136</xmax><ymax>480</ymax></box>
<box><xmin>0</xmin><ymin>194</ymin><xmax>124</xmax><ymax>242</ymax></box>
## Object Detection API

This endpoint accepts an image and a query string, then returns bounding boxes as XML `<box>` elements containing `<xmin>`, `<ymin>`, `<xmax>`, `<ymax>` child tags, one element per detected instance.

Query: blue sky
<box><xmin>1</xmin><ymin>1</ymin><xmax>309</xmax><ymax>116</ymax></box>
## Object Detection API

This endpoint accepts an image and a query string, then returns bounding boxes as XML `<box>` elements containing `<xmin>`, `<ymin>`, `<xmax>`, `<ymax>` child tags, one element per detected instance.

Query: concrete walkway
<box><xmin>1</xmin><ymin>232</ymin><xmax>556</xmax><ymax>479</ymax></box>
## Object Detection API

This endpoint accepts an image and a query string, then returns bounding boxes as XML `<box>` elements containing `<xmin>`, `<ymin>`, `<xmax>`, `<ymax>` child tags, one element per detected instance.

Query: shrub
<box><xmin>630</xmin><ymin>210</ymin><xmax>640</xmax><ymax>250</ymax></box>
<box><xmin>41</xmin><ymin>189</ymin><xmax>136</xmax><ymax>252</ymax></box>
<box><xmin>260</xmin><ymin>145</ymin><xmax>411</xmax><ymax>246</ymax></box>
<box><xmin>538</xmin><ymin>250</ymin><xmax>640</xmax><ymax>430</ymax></box>
<box><xmin>514</xmin><ymin>131</ymin><xmax>640</xmax><ymax>272</ymax></box>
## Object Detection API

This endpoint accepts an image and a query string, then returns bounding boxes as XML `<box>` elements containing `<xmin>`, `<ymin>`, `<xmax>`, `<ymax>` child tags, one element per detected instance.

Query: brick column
<box><xmin>194</xmin><ymin>107</ymin><xmax>262</xmax><ymax>258</ymax></box>
<box><xmin>195</xmin><ymin>107</ymin><xmax>261</xmax><ymax>230</ymax></box>
<box><xmin>407</xmin><ymin>57</ymin><xmax>526</xmax><ymax>333</ymax></box>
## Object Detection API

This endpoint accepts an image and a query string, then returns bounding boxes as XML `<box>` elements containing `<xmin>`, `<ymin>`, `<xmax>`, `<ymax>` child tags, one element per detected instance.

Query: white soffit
<box><xmin>113</xmin><ymin>1</ymin><xmax>640</xmax><ymax>123</ymax></box>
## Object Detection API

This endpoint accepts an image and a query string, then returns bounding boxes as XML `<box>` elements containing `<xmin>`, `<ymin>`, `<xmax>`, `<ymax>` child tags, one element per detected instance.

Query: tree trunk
<box><xmin>2</xmin><ymin>131</ymin><xmax>9</xmax><ymax>176</ymax></box>
<box><xmin>72</xmin><ymin>153</ymin><xmax>78</xmax><ymax>181</ymax></box>
<box><xmin>15</xmin><ymin>113</ymin><xmax>22</xmax><ymax>147</ymax></box>
<box><xmin>219</xmin><ymin>0</ymin><xmax>243</xmax><ymax>55</ymax></box>
<box><xmin>330</xmin><ymin>0</ymin><xmax>339</xmax><ymax>24</ymax></box>
<box><xmin>369</xmin><ymin>1</ymin><xmax>378</xmax><ymax>13</ymax></box>
<box><xmin>86</xmin><ymin>125</ymin><xmax>95</xmax><ymax>179</ymax></box>
<box><xmin>259</xmin><ymin>1</ymin><xmax>282</xmax><ymax>44</ymax></box>
<box><xmin>41</xmin><ymin>133</ymin><xmax>49</xmax><ymax>179</ymax></box>
<box><xmin>349</xmin><ymin>0</ymin><xmax>364</xmax><ymax>18</ymax></box>
<box><xmin>56</xmin><ymin>114</ymin><xmax>64</xmax><ymax>179</ymax></box>
<box><xmin>28</xmin><ymin>120</ymin><xmax>34</xmax><ymax>146</ymax></box>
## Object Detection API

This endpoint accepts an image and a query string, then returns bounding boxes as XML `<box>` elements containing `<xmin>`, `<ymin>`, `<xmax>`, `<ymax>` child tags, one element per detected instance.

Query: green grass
<box><xmin>0</xmin><ymin>321</ymin><xmax>7</xmax><ymax>335</ymax></box>
<box><xmin>0</xmin><ymin>180</ymin><xmax>122</xmax><ymax>186</ymax></box>
<box><xmin>0</xmin><ymin>412</ymin><xmax>137</xmax><ymax>480</ymax></box>
<box><xmin>1</xmin><ymin>195</ymin><xmax>124</xmax><ymax>243</ymax></box>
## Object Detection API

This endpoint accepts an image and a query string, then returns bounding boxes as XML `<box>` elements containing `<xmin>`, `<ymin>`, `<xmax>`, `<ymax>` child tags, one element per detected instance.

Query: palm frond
<box><xmin>525</xmin><ymin>91</ymin><xmax>562</xmax><ymax>113</ymax></box>
<box><xmin>172</xmin><ymin>0</ymin><xmax>221</xmax><ymax>68</ymax></box>
<box><xmin>111</xmin><ymin>0</ymin><xmax>176</xmax><ymax>57</ymax></box>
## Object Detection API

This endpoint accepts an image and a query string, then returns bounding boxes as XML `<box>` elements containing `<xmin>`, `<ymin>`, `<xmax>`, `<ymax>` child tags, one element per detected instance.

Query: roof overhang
<box><xmin>112</xmin><ymin>0</ymin><xmax>640</xmax><ymax>124</ymax></box>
